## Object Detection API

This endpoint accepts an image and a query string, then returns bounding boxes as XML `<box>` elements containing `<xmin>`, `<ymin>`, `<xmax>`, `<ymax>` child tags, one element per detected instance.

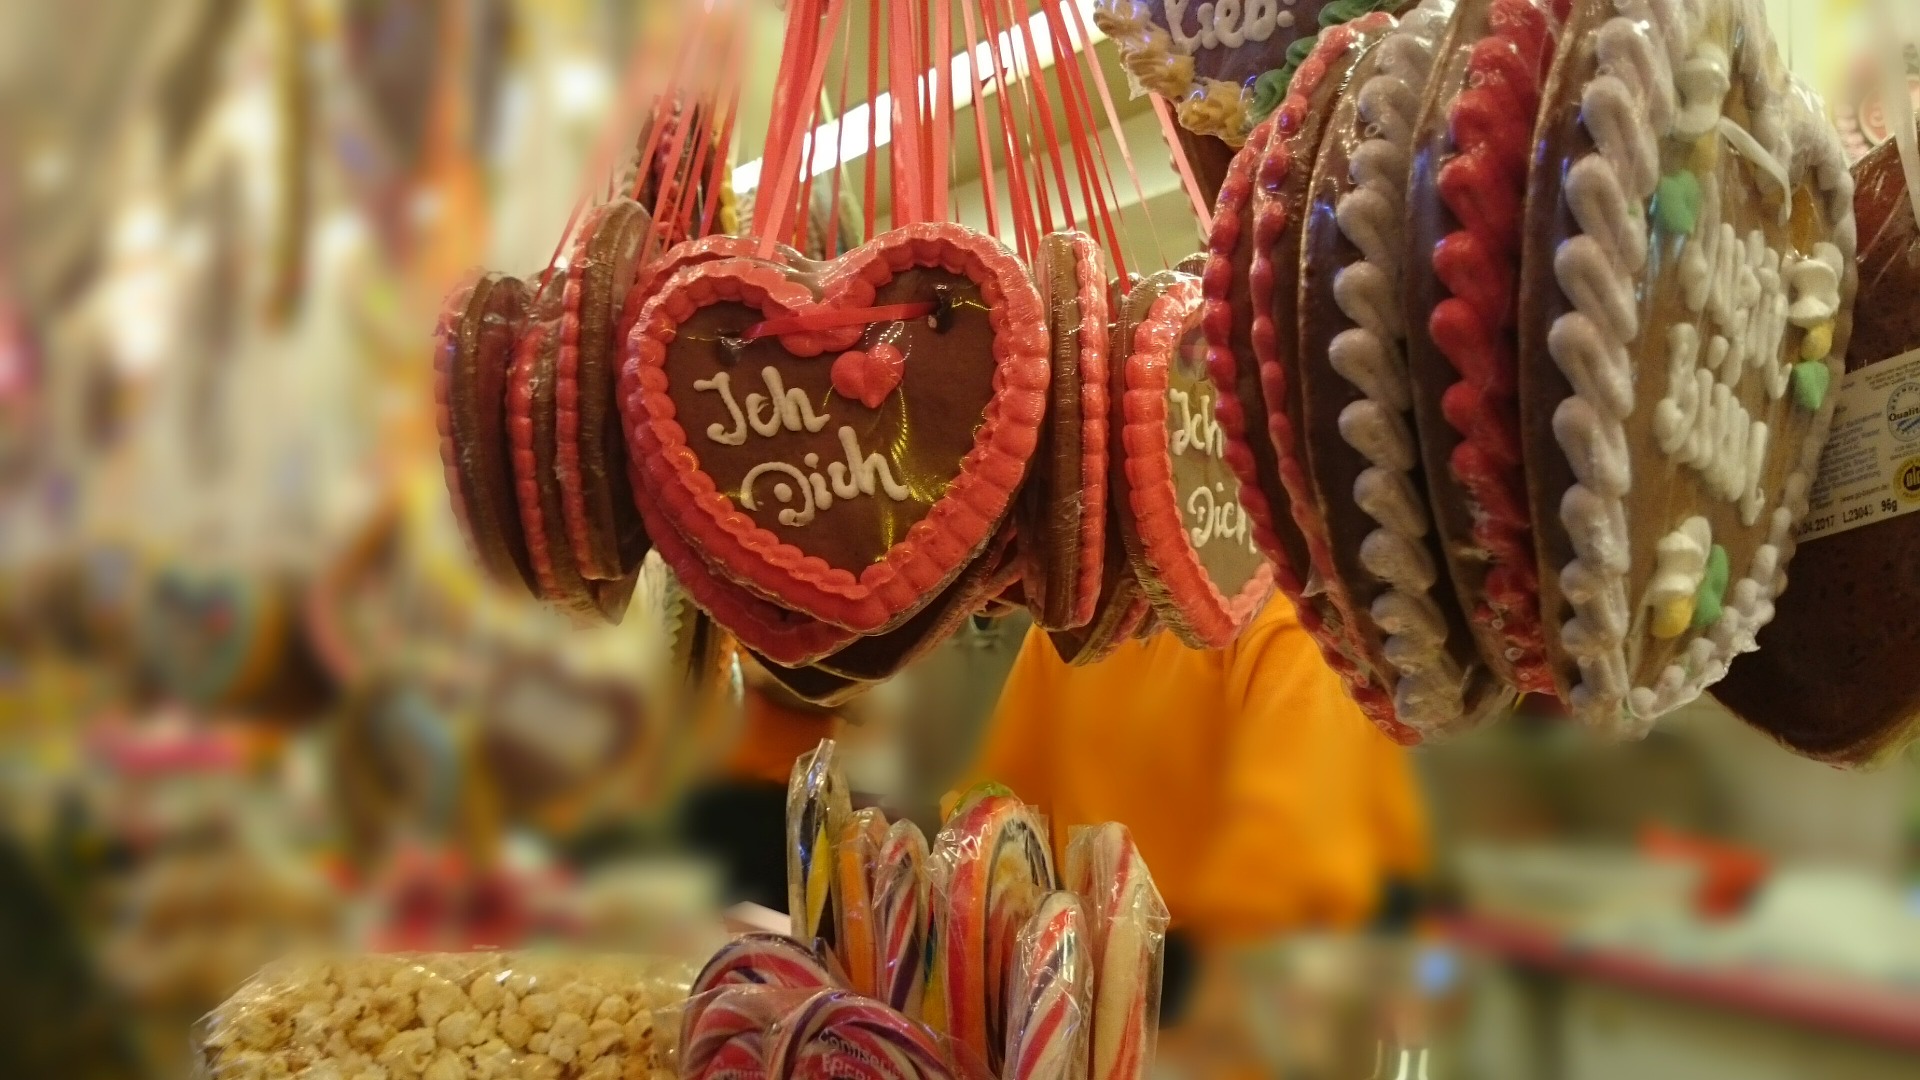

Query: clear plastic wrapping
<box><xmin>784</xmin><ymin>740</ymin><xmax>851</xmax><ymax>952</ymax></box>
<box><xmin>1003</xmin><ymin>892</ymin><xmax>1093</xmax><ymax>1080</ymax></box>
<box><xmin>874</xmin><ymin>819</ymin><xmax>932</xmax><ymax>1017</ymax></box>
<box><xmin>678</xmin><ymin>983</ymin><xmax>991</xmax><ymax>1080</ymax></box>
<box><xmin>833</xmin><ymin>807</ymin><xmax>890</xmax><ymax>997</ymax></box>
<box><xmin>1064</xmin><ymin>824</ymin><xmax>1168</xmax><ymax>1080</ymax></box>
<box><xmin>196</xmin><ymin>952</ymin><xmax>695</xmax><ymax>1080</ymax></box>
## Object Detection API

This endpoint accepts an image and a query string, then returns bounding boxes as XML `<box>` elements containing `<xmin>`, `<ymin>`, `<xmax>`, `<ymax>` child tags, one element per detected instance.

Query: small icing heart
<box><xmin>831</xmin><ymin>343</ymin><xmax>905</xmax><ymax>409</ymax></box>
<box><xmin>1655</xmin><ymin>171</ymin><xmax>1703</xmax><ymax>235</ymax></box>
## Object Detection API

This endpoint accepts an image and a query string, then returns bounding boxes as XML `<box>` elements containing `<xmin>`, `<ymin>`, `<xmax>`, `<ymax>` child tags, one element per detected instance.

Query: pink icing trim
<box><xmin>1068</xmin><ymin>232</ymin><xmax>1111</xmax><ymax>629</ymax></box>
<box><xmin>555</xmin><ymin>202</ymin><xmax>623</xmax><ymax>579</ymax></box>
<box><xmin>1118</xmin><ymin>277</ymin><xmax>1274</xmax><ymax>648</ymax></box>
<box><xmin>1429</xmin><ymin>0</ymin><xmax>1562</xmax><ymax>694</ymax></box>
<box><xmin>507</xmin><ymin>320</ymin><xmax>564</xmax><ymax>601</ymax></box>
<box><xmin>625</xmin><ymin>222</ymin><xmax>1049</xmax><ymax>634</ymax></box>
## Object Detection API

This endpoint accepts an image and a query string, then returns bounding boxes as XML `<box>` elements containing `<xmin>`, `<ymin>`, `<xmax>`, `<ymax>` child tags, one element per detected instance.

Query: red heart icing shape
<box><xmin>621</xmin><ymin>223</ymin><xmax>1048</xmax><ymax>636</ymax></box>
<box><xmin>830</xmin><ymin>344</ymin><xmax>905</xmax><ymax>409</ymax></box>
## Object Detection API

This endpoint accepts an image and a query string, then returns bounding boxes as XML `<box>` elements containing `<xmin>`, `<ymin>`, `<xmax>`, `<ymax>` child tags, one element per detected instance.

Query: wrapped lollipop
<box><xmin>874</xmin><ymin>819</ymin><xmax>931</xmax><ymax>1017</ymax></box>
<box><xmin>935</xmin><ymin>793</ymin><xmax>1057</xmax><ymax>1073</ymax></box>
<box><xmin>765</xmin><ymin>990</ymin><xmax>982</xmax><ymax>1080</ymax></box>
<box><xmin>681</xmin><ymin>985</ymin><xmax>815</xmax><ymax>1079</ymax></box>
<box><xmin>787</xmin><ymin>740</ymin><xmax>852</xmax><ymax>949</ymax></box>
<box><xmin>1064</xmin><ymin>824</ymin><xmax>1168</xmax><ymax>1080</ymax></box>
<box><xmin>1004</xmin><ymin>892</ymin><xmax>1092</xmax><ymax>1080</ymax></box>
<box><xmin>834</xmin><ymin>808</ymin><xmax>890</xmax><ymax>997</ymax></box>
<box><xmin>683</xmin><ymin>932</ymin><xmax>837</xmax><ymax>1070</ymax></box>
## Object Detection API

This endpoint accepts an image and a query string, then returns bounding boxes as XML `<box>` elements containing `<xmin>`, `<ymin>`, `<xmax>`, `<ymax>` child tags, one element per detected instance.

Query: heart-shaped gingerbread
<box><xmin>1112</xmin><ymin>271</ymin><xmax>1272</xmax><ymax>647</ymax></box>
<box><xmin>624</xmin><ymin>223</ymin><xmax>1048</xmax><ymax>634</ymax></box>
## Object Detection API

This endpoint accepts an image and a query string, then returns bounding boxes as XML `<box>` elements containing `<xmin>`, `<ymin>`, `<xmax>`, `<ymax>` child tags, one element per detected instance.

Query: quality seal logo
<box><xmin>1888</xmin><ymin>383</ymin><xmax>1920</xmax><ymax>443</ymax></box>
<box><xmin>1899</xmin><ymin>456</ymin><xmax>1920</xmax><ymax>502</ymax></box>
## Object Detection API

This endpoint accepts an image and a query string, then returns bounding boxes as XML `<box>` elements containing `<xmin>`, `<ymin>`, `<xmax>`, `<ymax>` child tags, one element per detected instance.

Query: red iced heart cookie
<box><xmin>1112</xmin><ymin>272</ymin><xmax>1272</xmax><ymax>648</ymax></box>
<box><xmin>623</xmin><ymin>222</ymin><xmax>1048</xmax><ymax>635</ymax></box>
<box><xmin>830</xmin><ymin>344</ymin><xmax>905</xmax><ymax>410</ymax></box>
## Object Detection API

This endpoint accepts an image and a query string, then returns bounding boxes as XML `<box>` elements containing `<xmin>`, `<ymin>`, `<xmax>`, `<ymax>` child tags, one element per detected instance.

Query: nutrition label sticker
<box><xmin>1798</xmin><ymin>347</ymin><xmax>1920</xmax><ymax>542</ymax></box>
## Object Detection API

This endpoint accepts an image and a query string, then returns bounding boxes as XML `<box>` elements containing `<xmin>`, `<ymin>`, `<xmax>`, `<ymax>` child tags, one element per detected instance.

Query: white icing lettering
<box><xmin>1212</xmin><ymin>0</ymin><xmax>1243</xmax><ymax>48</ymax></box>
<box><xmin>1168</xmin><ymin>388</ymin><xmax>1225</xmax><ymax>458</ymax></box>
<box><xmin>695</xmin><ymin>372</ymin><xmax>749</xmax><ymax>445</ymax></box>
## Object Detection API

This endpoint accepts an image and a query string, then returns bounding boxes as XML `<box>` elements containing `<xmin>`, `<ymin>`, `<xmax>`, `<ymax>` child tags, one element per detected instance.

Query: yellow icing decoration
<box><xmin>1652</xmin><ymin>596</ymin><xmax>1695</xmax><ymax>639</ymax></box>
<box><xmin>1800</xmin><ymin>320</ymin><xmax>1834</xmax><ymax>361</ymax></box>
<box><xmin>1178</xmin><ymin>79</ymin><xmax>1248</xmax><ymax>145</ymax></box>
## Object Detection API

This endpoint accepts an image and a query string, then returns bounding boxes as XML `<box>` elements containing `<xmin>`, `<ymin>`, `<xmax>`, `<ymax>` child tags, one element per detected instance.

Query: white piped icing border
<box><xmin>1327</xmin><ymin>0</ymin><xmax>1463</xmax><ymax>732</ymax></box>
<box><xmin>1548</xmin><ymin>0</ymin><xmax>1856</xmax><ymax>734</ymax></box>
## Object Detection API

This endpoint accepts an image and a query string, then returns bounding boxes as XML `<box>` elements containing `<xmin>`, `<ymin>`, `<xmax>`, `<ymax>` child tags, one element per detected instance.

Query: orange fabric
<box><xmin>725</xmin><ymin>688</ymin><xmax>833</xmax><ymax>786</ymax></box>
<box><xmin>976</xmin><ymin>596</ymin><xmax>1428</xmax><ymax>943</ymax></box>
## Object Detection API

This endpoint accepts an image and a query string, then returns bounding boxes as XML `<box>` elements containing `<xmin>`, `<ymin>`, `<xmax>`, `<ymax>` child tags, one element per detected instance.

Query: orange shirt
<box><xmin>724</xmin><ymin>688</ymin><xmax>834</xmax><ymax>787</ymax></box>
<box><xmin>975</xmin><ymin>597</ymin><xmax>1427</xmax><ymax>943</ymax></box>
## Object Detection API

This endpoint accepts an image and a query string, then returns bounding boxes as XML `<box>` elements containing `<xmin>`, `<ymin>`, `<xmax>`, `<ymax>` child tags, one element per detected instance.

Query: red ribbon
<box><xmin>742</xmin><ymin>302</ymin><xmax>938</xmax><ymax>341</ymax></box>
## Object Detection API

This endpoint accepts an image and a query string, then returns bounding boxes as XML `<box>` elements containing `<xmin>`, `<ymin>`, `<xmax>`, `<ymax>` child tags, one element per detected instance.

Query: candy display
<box><xmin>433</xmin><ymin>0</ymin><xmax>1898</xmax><ymax>763</ymax></box>
<box><xmin>198</xmin><ymin>952</ymin><xmax>693</xmax><ymax>1080</ymax></box>
<box><xmin>1516</xmin><ymin>0</ymin><xmax>1854</xmax><ymax>734</ymax></box>
<box><xmin>1064</xmin><ymin>825</ymin><xmax>1168</xmax><ymax>1080</ymax></box>
<box><xmin>1003</xmin><ymin>892</ymin><xmax>1092</xmax><ymax>1080</ymax></box>
<box><xmin>682</xmin><ymin>744</ymin><xmax>1165</xmax><ymax>1080</ymax></box>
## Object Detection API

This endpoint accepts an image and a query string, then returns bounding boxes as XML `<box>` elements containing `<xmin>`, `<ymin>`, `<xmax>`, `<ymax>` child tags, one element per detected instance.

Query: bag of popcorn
<box><xmin>196</xmin><ymin>952</ymin><xmax>695</xmax><ymax>1080</ymax></box>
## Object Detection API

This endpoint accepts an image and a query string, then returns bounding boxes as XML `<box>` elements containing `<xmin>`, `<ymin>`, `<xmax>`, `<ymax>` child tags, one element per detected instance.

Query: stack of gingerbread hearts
<box><xmin>434</xmin><ymin>87</ymin><xmax>739</xmax><ymax>631</ymax></box>
<box><xmin>1197</xmin><ymin>0</ymin><xmax>1858</xmax><ymax>743</ymax></box>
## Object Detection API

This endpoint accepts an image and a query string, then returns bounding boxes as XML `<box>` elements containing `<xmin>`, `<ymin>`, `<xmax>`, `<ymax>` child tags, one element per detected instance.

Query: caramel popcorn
<box><xmin>198</xmin><ymin>953</ymin><xmax>693</xmax><ymax>1079</ymax></box>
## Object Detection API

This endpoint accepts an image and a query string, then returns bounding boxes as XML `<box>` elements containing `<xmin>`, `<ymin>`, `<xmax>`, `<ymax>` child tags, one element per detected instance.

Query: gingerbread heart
<box><xmin>1403</xmin><ymin>0</ymin><xmax>1570</xmax><ymax>698</ymax></box>
<box><xmin>1017</xmin><ymin>231</ymin><xmax>1112</xmax><ymax>631</ymax></box>
<box><xmin>624</xmin><ymin>222</ymin><xmax>1048</xmax><ymax>634</ymax></box>
<box><xmin>1516</xmin><ymin>0</ymin><xmax>1856</xmax><ymax>733</ymax></box>
<box><xmin>557</xmin><ymin>200</ymin><xmax>654</xmax><ymax>582</ymax></box>
<box><xmin>434</xmin><ymin>271</ymin><xmax>534</xmax><ymax>593</ymax></box>
<box><xmin>1112</xmin><ymin>271</ymin><xmax>1273</xmax><ymax>647</ymax></box>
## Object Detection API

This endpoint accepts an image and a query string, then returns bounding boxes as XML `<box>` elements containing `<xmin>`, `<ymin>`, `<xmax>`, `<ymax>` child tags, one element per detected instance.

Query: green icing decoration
<box><xmin>1691</xmin><ymin>544</ymin><xmax>1730</xmax><ymax>630</ymax></box>
<box><xmin>1245</xmin><ymin>0</ymin><xmax>1398</xmax><ymax>130</ymax></box>
<box><xmin>1655</xmin><ymin>172</ymin><xmax>1703</xmax><ymax>235</ymax></box>
<box><xmin>1248</xmin><ymin>68</ymin><xmax>1291</xmax><ymax>126</ymax></box>
<box><xmin>1791</xmin><ymin>360</ymin><xmax>1831</xmax><ymax>412</ymax></box>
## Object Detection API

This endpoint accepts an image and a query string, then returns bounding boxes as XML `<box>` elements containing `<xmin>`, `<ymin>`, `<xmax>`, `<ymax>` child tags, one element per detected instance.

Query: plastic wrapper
<box><xmin>1003</xmin><ymin>892</ymin><xmax>1092</xmax><ymax>1080</ymax></box>
<box><xmin>873</xmin><ymin>819</ymin><xmax>931</xmax><ymax>1017</ymax></box>
<box><xmin>1064</xmin><ymin>824</ymin><xmax>1168</xmax><ymax>1080</ymax></box>
<box><xmin>932</xmin><ymin>791</ymin><xmax>1057</xmax><ymax>1074</ymax></box>
<box><xmin>763</xmin><ymin>989</ymin><xmax>992</xmax><ymax>1080</ymax></box>
<box><xmin>196</xmin><ymin>951</ymin><xmax>695</xmax><ymax>1080</ymax></box>
<box><xmin>1715</xmin><ymin>100</ymin><xmax>1920</xmax><ymax>762</ymax></box>
<box><xmin>784</xmin><ymin>740</ymin><xmax>851</xmax><ymax>952</ymax></box>
<box><xmin>834</xmin><ymin>807</ymin><xmax>890</xmax><ymax>997</ymax></box>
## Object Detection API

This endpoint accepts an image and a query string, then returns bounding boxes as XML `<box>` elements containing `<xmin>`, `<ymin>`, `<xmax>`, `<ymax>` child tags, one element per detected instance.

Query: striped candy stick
<box><xmin>1004</xmin><ymin>891</ymin><xmax>1092</xmax><ymax>1080</ymax></box>
<box><xmin>682</xmin><ymin>984</ymin><xmax>813</xmax><ymax>1079</ymax></box>
<box><xmin>834</xmin><ymin>807</ymin><xmax>890</xmax><ymax>997</ymax></box>
<box><xmin>683</xmin><ymin>933</ymin><xmax>837</xmax><ymax>1075</ymax></box>
<box><xmin>935</xmin><ymin>793</ymin><xmax>1057</xmax><ymax>1074</ymax></box>
<box><xmin>786</xmin><ymin>740</ymin><xmax>851</xmax><ymax>949</ymax></box>
<box><xmin>1064</xmin><ymin>823</ymin><xmax>1168</xmax><ymax>1080</ymax></box>
<box><xmin>874</xmin><ymin>819</ymin><xmax>931</xmax><ymax>1017</ymax></box>
<box><xmin>764</xmin><ymin>990</ymin><xmax>961</xmax><ymax>1080</ymax></box>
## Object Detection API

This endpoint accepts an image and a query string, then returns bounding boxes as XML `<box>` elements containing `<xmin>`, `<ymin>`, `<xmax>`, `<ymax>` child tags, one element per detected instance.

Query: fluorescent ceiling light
<box><xmin>732</xmin><ymin>0</ymin><xmax>1106</xmax><ymax>195</ymax></box>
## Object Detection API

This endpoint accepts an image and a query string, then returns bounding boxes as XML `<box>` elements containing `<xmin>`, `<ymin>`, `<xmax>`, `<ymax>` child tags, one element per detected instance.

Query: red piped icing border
<box><xmin>1066</xmin><ymin>232</ymin><xmax>1111</xmax><ymax>629</ymax></box>
<box><xmin>555</xmin><ymin>202</ymin><xmax>626</xmax><ymax>580</ymax></box>
<box><xmin>1202</xmin><ymin>117</ymin><xmax>1288</xmax><ymax>565</ymax></box>
<box><xmin>1118</xmin><ymin>277</ymin><xmax>1274</xmax><ymax>647</ymax></box>
<box><xmin>1212</xmin><ymin>15</ymin><xmax>1410</xmax><ymax>740</ymax></box>
<box><xmin>1429</xmin><ymin>0</ymin><xmax>1563</xmax><ymax>695</ymax></box>
<box><xmin>507</xmin><ymin>320</ymin><xmax>568</xmax><ymax>604</ymax></box>
<box><xmin>625</xmin><ymin>222</ymin><xmax>1049</xmax><ymax>634</ymax></box>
